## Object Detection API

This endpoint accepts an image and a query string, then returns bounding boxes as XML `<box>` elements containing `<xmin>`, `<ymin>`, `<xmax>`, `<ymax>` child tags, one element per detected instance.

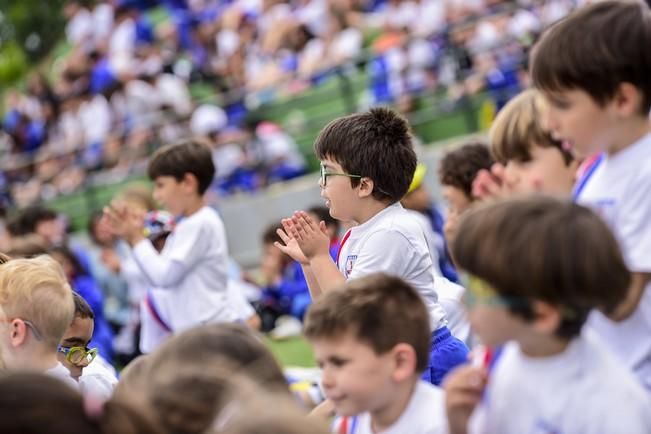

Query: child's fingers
<box><xmin>273</xmin><ymin>241</ymin><xmax>288</xmax><ymax>252</ymax></box>
<box><xmin>276</xmin><ymin>228</ymin><xmax>291</xmax><ymax>244</ymax></box>
<box><xmin>296</xmin><ymin>213</ymin><xmax>317</xmax><ymax>234</ymax></box>
<box><xmin>319</xmin><ymin>221</ymin><xmax>328</xmax><ymax>234</ymax></box>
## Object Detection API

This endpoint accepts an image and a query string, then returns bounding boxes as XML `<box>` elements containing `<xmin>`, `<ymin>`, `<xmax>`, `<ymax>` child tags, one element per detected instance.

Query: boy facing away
<box><xmin>444</xmin><ymin>197</ymin><xmax>651</xmax><ymax>434</ymax></box>
<box><xmin>530</xmin><ymin>0</ymin><xmax>651</xmax><ymax>388</ymax></box>
<box><xmin>104</xmin><ymin>140</ymin><xmax>238</xmax><ymax>351</ymax></box>
<box><xmin>0</xmin><ymin>255</ymin><xmax>77</xmax><ymax>389</ymax></box>
<box><xmin>277</xmin><ymin>108</ymin><xmax>468</xmax><ymax>385</ymax></box>
<box><xmin>304</xmin><ymin>273</ymin><xmax>448</xmax><ymax>434</ymax></box>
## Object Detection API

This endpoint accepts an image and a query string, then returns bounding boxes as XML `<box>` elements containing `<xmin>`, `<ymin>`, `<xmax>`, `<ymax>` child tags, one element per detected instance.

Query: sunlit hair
<box><xmin>0</xmin><ymin>255</ymin><xmax>74</xmax><ymax>347</ymax></box>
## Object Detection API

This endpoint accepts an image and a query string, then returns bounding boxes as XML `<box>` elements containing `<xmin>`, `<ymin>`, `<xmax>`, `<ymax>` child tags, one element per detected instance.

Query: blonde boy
<box><xmin>0</xmin><ymin>255</ymin><xmax>76</xmax><ymax>388</ymax></box>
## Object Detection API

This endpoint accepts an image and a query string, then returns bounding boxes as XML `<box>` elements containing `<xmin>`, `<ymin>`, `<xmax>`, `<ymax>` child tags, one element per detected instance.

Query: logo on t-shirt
<box><xmin>345</xmin><ymin>255</ymin><xmax>357</xmax><ymax>277</ymax></box>
<box><xmin>532</xmin><ymin>419</ymin><xmax>562</xmax><ymax>434</ymax></box>
<box><xmin>594</xmin><ymin>198</ymin><xmax>616</xmax><ymax>225</ymax></box>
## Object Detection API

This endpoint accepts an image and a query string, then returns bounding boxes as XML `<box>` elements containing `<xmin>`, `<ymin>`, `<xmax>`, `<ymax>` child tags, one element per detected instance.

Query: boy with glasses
<box><xmin>0</xmin><ymin>255</ymin><xmax>76</xmax><ymax>388</ymax></box>
<box><xmin>276</xmin><ymin>108</ymin><xmax>468</xmax><ymax>385</ymax></box>
<box><xmin>59</xmin><ymin>292</ymin><xmax>118</xmax><ymax>398</ymax></box>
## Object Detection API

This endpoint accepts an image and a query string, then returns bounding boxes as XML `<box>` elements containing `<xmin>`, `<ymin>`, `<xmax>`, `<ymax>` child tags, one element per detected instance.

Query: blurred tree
<box><xmin>0</xmin><ymin>0</ymin><xmax>67</xmax><ymax>88</ymax></box>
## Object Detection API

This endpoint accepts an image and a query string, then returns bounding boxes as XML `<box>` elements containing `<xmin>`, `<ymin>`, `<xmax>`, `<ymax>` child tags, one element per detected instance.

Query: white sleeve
<box><xmin>132</xmin><ymin>218</ymin><xmax>217</xmax><ymax>288</ymax></box>
<box><xmin>227</xmin><ymin>280</ymin><xmax>255</xmax><ymax>320</ymax></box>
<box><xmin>347</xmin><ymin>230</ymin><xmax>413</xmax><ymax>280</ymax></box>
<box><xmin>617</xmin><ymin>180</ymin><xmax>651</xmax><ymax>273</ymax></box>
<box><xmin>131</xmin><ymin>240</ymin><xmax>188</xmax><ymax>288</ymax></box>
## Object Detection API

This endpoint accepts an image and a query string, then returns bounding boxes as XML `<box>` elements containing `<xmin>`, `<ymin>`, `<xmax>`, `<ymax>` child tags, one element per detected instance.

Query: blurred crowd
<box><xmin>1</xmin><ymin>0</ymin><xmax>580</xmax><ymax>210</ymax></box>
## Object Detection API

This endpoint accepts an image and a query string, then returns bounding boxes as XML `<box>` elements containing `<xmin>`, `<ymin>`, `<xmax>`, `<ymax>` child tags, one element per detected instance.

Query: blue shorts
<box><xmin>421</xmin><ymin>326</ymin><xmax>469</xmax><ymax>386</ymax></box>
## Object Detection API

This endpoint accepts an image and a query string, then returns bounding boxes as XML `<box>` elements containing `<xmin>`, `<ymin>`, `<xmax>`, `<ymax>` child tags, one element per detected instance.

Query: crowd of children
<box><xmin>0</xmin><ymin>1</ymin><xmax>650</xmax><ymax>433</ymax></box>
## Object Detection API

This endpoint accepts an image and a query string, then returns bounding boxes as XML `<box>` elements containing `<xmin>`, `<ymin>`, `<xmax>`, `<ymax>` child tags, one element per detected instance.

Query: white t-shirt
<box><xmin>337</xmin><ymin>203</ymin><xmax>447</xmax><ymax>330</ymax></box>
<box><xmin>469</xmin><ymin>333</ymin><xmax>651</xmax><ymax>434</ymax></box>
<box><xmin>333</xmin><ymin>381</ymin><xmax>447</xmax><ymax>434</ymax></box>
<box><xmin>46</xmin><ymin>362</ymin><xmax>78</xmax><ymax>390</ymax></box>
<box><xmin>132</xmin><ymin>206</ymin><xmax>239</xmax><ymax>332</ymax></box>
<box><xmin>79</xmin><ymin>356</ymin><xmax>118</xmax><ymax>400</ymax></box>
<box><xmin>578</xmin><ymin>132</ymin><xmax>651</xmax><ymax>389</ymax></box>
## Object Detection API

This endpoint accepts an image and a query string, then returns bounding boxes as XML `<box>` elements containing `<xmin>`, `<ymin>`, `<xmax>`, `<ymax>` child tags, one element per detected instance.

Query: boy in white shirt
<box><xmin>444</xmin><ymin>197</ymin><xmax>651</xmax><ymax>434</ymax></box>
<box><xmin>58</xmin><ymin>292</ymin><xmax>118</xmax><ymax>399</ymax></box>
<box><xmin>0</xmin><ymin>255</ymin><xmax>77</xmax><ymax>389</ymax></box>
<box><xmin>104</xmin><ymin>140</ymin><xmax>238</xmax><ymax>352</ymax></box>
<box><xmin>530</xmin><ymin>0</ymin><xmax>651</xmax><ymax>389</ymax></box>
<box><xmin>277</xmin><ymin>108</ymin><xmax>468</xmax><ymax>385</ymax></box>
<box><xmin>304</xmin><ymin>273</ymin><xmax>448</xmax><ymax>434</ymax></box>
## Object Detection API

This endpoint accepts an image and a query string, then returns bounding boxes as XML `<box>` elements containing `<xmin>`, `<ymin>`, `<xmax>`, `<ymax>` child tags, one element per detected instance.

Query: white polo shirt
<box><xmin>337</xmin><ymin>203</ymin><xmax>447</xmax><ymax>331</ymax></box>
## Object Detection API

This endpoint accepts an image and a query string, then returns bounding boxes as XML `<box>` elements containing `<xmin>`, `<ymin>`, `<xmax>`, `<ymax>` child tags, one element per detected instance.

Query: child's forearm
<box><xmin>301</xmin><ymin>264</ymin><xmax>323</xmax><ymax>299</ymax></box>
<box><xmin>309</xmin><ymin>254</ymin><xmax>346</xmax><ymax>293</ymax></box>
<box><xmin>131</xmin><ymin>239</ymin><xmax>188</xmax><ymax>287</ymax></box>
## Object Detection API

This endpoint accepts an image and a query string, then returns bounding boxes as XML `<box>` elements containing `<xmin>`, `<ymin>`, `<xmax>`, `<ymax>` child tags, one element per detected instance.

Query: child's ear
<box><xmin>182</xmin><ymin>172</ymin><xmax>200</xmax><ymax>193</ymax></box>
<box><xmin>357</xmin><ymin>177</ymin><xmax>374</xmax><ymax>198</ymax></box>
<box><xmin>612</xmin><ymin>82</ymin><xmax>645</xmax><ymax>118</ymax></box>
<box><xmin>390</xmin><ymin>343</ymin><xmax>418</xmax><ymax>382</ymax></box>
<box><xmin>530</xmin><ymin>301</ymin><xmax>562</xmax><ymax>336</ymax></box>
<box><xmin>9</xmin><ymin>319</ymin><xmax>28</xmax><ymax>348</ymax></box>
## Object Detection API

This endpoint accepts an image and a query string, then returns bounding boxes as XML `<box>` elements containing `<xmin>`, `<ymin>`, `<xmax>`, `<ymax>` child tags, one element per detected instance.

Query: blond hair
<box><xmin>489</xmin><ymin>89</ymin><xmax>573</xmax><ymax>165</ymax></box>
<box><xmin>0</xmin><ymin>255</ymin><xmax>74</xmax><ymax>347</ymax></box>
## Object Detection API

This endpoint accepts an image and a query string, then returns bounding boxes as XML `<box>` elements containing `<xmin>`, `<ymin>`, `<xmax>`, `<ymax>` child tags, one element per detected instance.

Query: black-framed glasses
<box><xmin>58</xmin><ymin>346</ymin><xmax>98</xmax><ymax>366</ymax></box>
<box><xmin>319</xmin><ymin>163</ymin><xmax>362</xmax><ymax>187</ymax></box>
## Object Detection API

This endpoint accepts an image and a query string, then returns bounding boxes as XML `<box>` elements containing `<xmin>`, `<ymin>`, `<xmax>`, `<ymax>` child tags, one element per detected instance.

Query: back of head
<box><xmin>314</xmin><ymin>108</ymin><xmax>417</xmax><ymax>202</ymax></box>
<box><xmin>147</xmin><ymin>139</ymin><xmax>216</xmax><ymax>195</ymax></box>
<box><xmin>217</xmin><ymin>393</ymin><xmax>330</xmax><ymax>434</ymax></box>
<box><xmin>112</xmin><ymin>354</ymin><xmax>151</xmax><ymax>405</ymax></box>
<box><xmin>451</xmin><ymin>196</ymin><xmax>631</xmax><ymax>338</ymax></box>
<box><xmin>144</xmin><ymin>324</ymin><xmax>288</xmax><ymax>434</ymax></box>
<box><xmin>531</xmin><ymin>0</ymin><xmax>651</xmax><ymax>114</ymax></box>
<box><xmin>490</xmin><ymin>89</ymin><xmax>574</xmax><ymax>165</ymax></box>
<box><xmin>439</xmin><ymin>142</ymin><xmax>494</xmax><ymax>198</ymax></box>
<box><xmin>0</xmin><ymin>255</ymin><xmax>74</xmax><ymax>347</ymax></box>
<box><xmin>151</xmin><ymin>323</ymin><xmax>287</xmax><ymax>392</ymax></box>
<box><xmin>304</xmin><ymin>273</ymin><xmax>431</xmax><ymax>373</ymax></box>
<box><xmin>0</xmin><ymin>372</ymin><xmax>160</xmax><ymax>434</ymax></box>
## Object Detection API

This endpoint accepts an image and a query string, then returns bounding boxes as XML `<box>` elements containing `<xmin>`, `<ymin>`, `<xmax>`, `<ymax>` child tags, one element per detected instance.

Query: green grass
<box><xmin>265</xmin><ymin>336</ymin><xmax>315</xmax><ymax>368</ymax></box>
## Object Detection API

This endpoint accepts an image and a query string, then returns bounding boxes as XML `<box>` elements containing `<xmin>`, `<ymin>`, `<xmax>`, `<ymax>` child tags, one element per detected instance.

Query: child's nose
<box><xmin>321</xmin><ymin>369</ymin><xmax>335</xmax><ymax>389</ymax></box>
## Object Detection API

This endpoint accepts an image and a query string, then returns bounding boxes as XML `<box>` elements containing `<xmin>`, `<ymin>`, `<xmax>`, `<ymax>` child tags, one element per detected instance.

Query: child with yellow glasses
<box><xmin>443</xmin><ymin>196</ymin><xmax>651</xmax><ymax>434</ymax></box>
<box><xmin>58</xmin><ymin>292</ymin><xmax>118</xmax><ymax>398</ymax></box>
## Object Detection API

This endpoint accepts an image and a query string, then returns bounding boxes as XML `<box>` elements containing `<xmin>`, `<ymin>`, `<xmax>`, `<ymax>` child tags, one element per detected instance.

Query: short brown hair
<box><xmin>0</xmin><ymin>255</ymin><xmax>74</xmax><ymax>347</ymax></box>
<box><xmin>262</xmin><ymin>223</ymin><xmax>282</xmax><ymax>245</ymax></box>
<box><xmin>0</xmin><ymin>373</ymin><xmax>160</xmax><ymax>434</ymax></box>
<box><xmin>439</xmin><ymin>142</ymin><xmax>493</xmax><ymax>198</ymax></box>
<box><xmin>143</xmin><ymin>324</ymin><xmax>289</xmax><ymax>434</ymax></box>
<box><xmin>531</xmin><ymin>0</ymin><xmax>651</xmax><ymax>114</ymax></box>
<box><xmin>314</xmin><ymin>108</ymin><xmax>417</xmax><ymax>203</ymax></box>
<box><xmin>148</xmin><ymin>140</ymin><xmax>215</xmax><ymax>195</ymax></box>
<box><xmin>451</xmin><ymin>196</ymin><xmax>631</xmax><ymax>338</ymax></box>
<box><xmin>304</xmin><ymin>273</ymin><xmax>431</xmax><ymax>373</ymax></box>
<box><xmin>490</xmin><ymin>89</ymin><xmax>573</xmax><ymax>165</ymax></box>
